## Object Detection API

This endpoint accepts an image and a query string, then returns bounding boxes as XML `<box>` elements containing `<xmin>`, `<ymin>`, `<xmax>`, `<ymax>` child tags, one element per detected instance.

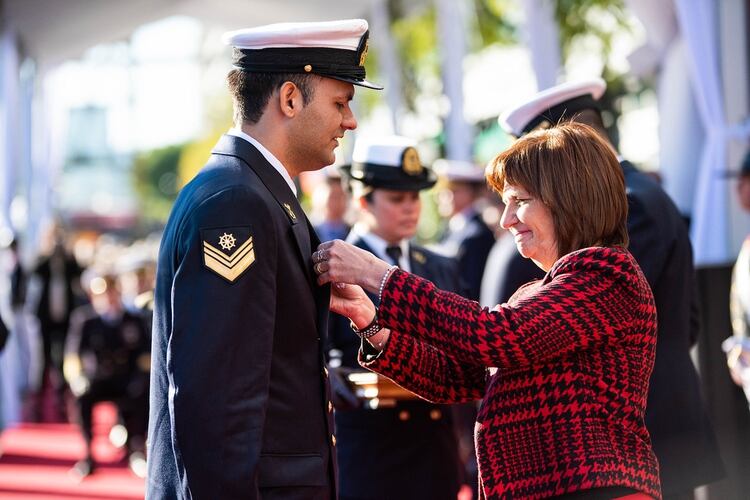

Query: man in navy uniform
<box><xmin>433</xmin><ymin>159</ymin><xmax>496</xmax><ymax>301</ymax></box>
<box><xmin>500</xmin><ymin>79</ymin><xmax>725</xmax><ymax>500</ymax></box>
<box><xmin>328</xmin><ymin>136</ymin><xmax>466</xmax><ymax>500</ymax></box>
<box><xmin>146</xmin><ymin>19</ymin><xmax>381</xmax><ymax>500</ymax></box>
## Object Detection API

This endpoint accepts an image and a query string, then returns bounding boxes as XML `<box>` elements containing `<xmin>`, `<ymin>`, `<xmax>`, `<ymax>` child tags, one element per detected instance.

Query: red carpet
<box><xmin>0</xmin><ymin>403</ymin><xmax>145</xmax><ymax>499</ymax></box>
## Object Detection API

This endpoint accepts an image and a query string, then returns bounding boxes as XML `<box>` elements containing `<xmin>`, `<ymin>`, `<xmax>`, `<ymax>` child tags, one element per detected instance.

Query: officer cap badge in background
<box><xmin>433</xmin><ymin>159</ymin><xmax>487</xmax><ymax>185</ymax></box>
<box><xmin>499</xmin><ymin>78</ymin><xmax>606</xmax><ymax>137</ymax></box>
<box><xmin>223</xmin><ymin>19</ymin><xmax>383</xmax><ymax>90</ymax></box>
<box><xmin>341</xmin><ymin>136</ymin><xmax>437</xmax><ymax>193</ymax></box>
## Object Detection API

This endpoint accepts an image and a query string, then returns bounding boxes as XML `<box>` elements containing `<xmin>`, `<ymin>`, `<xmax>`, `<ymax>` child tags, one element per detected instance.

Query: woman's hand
<box><xmin>330</xmin><ymin>282</ymin><xmax>376</xmax><ymax>329</ymax></box>
<box><xmin>314</xmin><ymin>240</ymin><xmax>392</xmax><ymax>294</ymax></box>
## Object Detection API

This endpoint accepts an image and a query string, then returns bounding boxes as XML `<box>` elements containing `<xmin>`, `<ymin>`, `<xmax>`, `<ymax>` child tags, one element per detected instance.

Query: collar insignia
<box><xmin>411</xmin><ymin>250</ymin><xmax>426</xmax><ymax>264</ymax></box>
<box><xmin>283</xmin><ymin>203</ymin><xmax>298</xmax><ymax>222</ymax></box>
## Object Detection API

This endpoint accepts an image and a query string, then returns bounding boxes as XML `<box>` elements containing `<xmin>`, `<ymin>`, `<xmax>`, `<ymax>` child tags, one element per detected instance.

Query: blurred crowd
<box><xmin>0</xmin><ymin>223</ymin><xmax>158</xmax><ymax>479</ymax></box>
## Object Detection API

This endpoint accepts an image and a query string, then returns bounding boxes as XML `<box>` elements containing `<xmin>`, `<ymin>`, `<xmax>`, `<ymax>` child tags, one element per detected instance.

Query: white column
<box><xmin>436</xmin><ymin>0</ymin><xmax>473</xmax><ymax>161</ymax></box>
<box><xmin>656</xmin><ymin>38</ymin><xmax>704</xmax><ymax>216</ymax></box>
<box><xmin>369</xmin><ymin>0</ymin><xmax>405</xmax><ymax>135</ymax></box>
<box><xmin>521</xmin><ymin>0</ymin><xmax>561</xmax><ymax>90</ymax></box>
<box><xmin>0</xmin><ymin>26</ymin><xmax>21</xmax><ymax>230</ymax></box>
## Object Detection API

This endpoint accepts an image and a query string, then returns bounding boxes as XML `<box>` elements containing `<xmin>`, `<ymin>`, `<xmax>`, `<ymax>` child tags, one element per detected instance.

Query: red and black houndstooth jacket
<box><xmin>360</xmin><ymin>246</ymin><xmax>661</xmax><ymax>499</ymax></box>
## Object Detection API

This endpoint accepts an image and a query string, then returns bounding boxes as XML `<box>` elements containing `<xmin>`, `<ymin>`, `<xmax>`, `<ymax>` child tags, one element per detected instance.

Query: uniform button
<box><xmin>323</xmin><ymin>367</ymin><xmax>329</xmax><ymax>378</ymax></box>
<box><xmin>398</xmin><ymin>410</ymin><xmax>410</xmax><ymax>421</ymax></box>
<box><xmin>328</xmin><ymin>401</ymin><xmax>333</xmax><ymax>413</ymax></box>
<box><xmin>429</xmin><ymin>409</ymin><xmax>442</xmax><ymax>421</ymax></box>
<box><xmin>331</xmin><ymin>435</ymin><xmax>336</xmax><ymax>446</ymax></box>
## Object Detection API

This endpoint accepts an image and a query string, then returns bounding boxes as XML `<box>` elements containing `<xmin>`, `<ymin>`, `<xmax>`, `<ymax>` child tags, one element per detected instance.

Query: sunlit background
<box><xmin>4</xmin><ymin>1</ymin><xmax>692</xmax><ymax>249</ymax></box>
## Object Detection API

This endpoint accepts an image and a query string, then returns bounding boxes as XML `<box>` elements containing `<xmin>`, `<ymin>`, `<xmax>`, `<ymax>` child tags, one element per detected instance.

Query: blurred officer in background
<box><xmin>28</xmin><ymin>226</ymin><xmax>85</xmax><ymax>422</ymax></box>
<box><xmin>329</xmin><ymin>136</ymin><xmax>466</xmax><ymax>500</ymax></box>
<box><xmin>433</xmin><ymin>159</ymin><xmax>496</xmax><ymax>302</ymax></box>
<box><xmin>726</xmin><ymin>151</ymin><xmax>750</xmax><ymax>406</ymax></box>
<box><xmin>64</xmin><ymin>270</ymin><xmax>150</xmax><ymax>479</ymax></box>
<box><xmin>313</xmin><ymin>166</ymin><xmax>351</xmax><ymax>242</ymax></box>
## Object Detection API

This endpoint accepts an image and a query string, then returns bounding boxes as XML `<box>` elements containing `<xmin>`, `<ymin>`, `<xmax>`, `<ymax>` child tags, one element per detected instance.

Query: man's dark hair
<box><xmin>227</xmin><ymin>69</ymin><xmax>317</xmax><ymax>124</ymax></box>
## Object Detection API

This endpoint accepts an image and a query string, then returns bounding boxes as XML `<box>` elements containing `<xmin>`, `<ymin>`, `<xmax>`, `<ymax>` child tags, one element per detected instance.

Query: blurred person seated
<box><xmin>313</xmin><ymin>165</ymin><xmax>351</xmax><ymax>242</ymax></box>
<box><xmin>433</xmin><ymin>159</ymin><xmax>496</xmax><ymax>302</ymax></box>
<box><xmin>64</xmin><ymin>269</ymin><xmax>150</xmax><ymax>479</ymax></box>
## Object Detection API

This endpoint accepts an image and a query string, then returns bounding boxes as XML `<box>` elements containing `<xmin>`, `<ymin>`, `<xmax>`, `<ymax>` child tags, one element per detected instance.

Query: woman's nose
<box><xmin>499</xmin><ymin>205</ymin><xmax>517</xmax><ymax>230</ymax></box>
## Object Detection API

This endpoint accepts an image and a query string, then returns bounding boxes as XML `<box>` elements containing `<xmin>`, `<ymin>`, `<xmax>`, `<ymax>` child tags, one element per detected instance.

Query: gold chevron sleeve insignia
<box><xmin>203</xmin><ymin>235</ymin><xmax>255</xmax><ymax>282</ymax></box>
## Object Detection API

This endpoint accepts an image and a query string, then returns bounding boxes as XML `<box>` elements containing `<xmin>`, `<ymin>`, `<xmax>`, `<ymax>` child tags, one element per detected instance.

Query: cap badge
<box><xmin>359</xmin><ymin>39</ymin><xmax>369</xmax><ymax>67</ymax></box>
<box><xmin>304</xmin><ymin>64</ymin><xmax>312</xmax><ymax>73</ymax></box>
<box><xmin>401</xmin><ymin>147</ymin><xmax>423</xmax><ymax>176</ymax></box>
<box><xmin>218</xmin><ymin>232</ymin><xmax>236</xmax><ymax>251</ymax></box>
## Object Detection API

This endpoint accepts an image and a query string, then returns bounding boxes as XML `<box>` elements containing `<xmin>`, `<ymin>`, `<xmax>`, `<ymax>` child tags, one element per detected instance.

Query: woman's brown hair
<box><xmin>486</xmin><ymin>122</ymin><xmax>628</xmax><ymax>257</ymax></box>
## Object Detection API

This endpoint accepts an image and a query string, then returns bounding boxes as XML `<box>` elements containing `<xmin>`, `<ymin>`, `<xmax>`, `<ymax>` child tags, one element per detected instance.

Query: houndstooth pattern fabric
<box><xmin>361</xmin><ymin>246</ymin><xmax>661</xmax><ymax>499</ymax></box>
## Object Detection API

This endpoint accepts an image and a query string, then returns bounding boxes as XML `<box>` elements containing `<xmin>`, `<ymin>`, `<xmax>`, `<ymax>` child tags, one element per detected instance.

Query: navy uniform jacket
<box><xmin>622</xmin><ymin>160</ymin><xmax>724</xmax><ymax>494</ymax></box>
<box><xmin>328</xmin><ymin>238</ymin><xmax>463</xmax><ymax>500</ymax></box>
<box><xmin>66</xmin><ymin>306</ymin><xmax>150</xmax><ymax>385</ymax></box>
<box><xmin>147</xmin><ymin>135</ymin><xmax>335</xmax><ymax>500</ymax></box>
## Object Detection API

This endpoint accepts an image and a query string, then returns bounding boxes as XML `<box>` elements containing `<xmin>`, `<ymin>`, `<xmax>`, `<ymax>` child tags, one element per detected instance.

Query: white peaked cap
<box><xmin>499</xmin><ymin>78</ymin><xmax>606</xmax><ymax>137</ymax></box>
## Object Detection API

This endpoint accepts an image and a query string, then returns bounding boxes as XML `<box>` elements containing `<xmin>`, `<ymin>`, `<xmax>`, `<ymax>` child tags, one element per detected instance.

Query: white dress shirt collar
<box><xmin>227</xmin><ymin>127</ymin><xmax>297</xmax><ymax>196</ymax></box>
<box><xmin>348</xmin><ymin>224</ymin><xmax>411</xmax><ymax>272</ymax></box>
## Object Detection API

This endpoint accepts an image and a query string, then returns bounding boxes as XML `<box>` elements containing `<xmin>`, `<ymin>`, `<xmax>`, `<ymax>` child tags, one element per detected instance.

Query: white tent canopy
<box><xmin>5</xmin><ymin>0</ymin><xmax>377</xmax><ymax>70</ymax></box>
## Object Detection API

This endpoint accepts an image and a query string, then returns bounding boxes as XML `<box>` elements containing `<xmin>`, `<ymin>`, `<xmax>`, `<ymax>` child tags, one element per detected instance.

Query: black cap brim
<box><xmin>332</xmin><ymin>76</ymin><xmax>383</xmax><ymax>90</ymax></box>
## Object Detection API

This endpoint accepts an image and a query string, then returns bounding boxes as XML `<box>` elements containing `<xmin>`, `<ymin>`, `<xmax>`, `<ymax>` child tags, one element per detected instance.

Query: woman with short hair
<box><xmin>314</xmin><ymin>122</ymin><xmax>661</xmax><ymax>499</ymax></box>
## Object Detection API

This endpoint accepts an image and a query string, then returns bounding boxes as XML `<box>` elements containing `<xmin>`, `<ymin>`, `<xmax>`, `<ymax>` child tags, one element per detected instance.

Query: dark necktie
<box><xmin>385</xmin><ymin>245</ymin><xmax>403</xmax><ymax>267</ymax></box>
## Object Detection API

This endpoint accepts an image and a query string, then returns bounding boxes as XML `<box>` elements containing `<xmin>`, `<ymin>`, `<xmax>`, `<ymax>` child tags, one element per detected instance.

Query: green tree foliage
<box><xmin>132</xmin><ymin>144</ymin><xmax>185</xmax><ymax>223</ymax></box>
<box><xmin>553</xmin><ymin>0</ymin><xmax>630</xmax><ymax>60</ymax></box>
<box><xmin>387</xmin><ymin>0</ymin><xmax>519</xmax><ymax>112</ymax></box>
<box><xmin>552</xmin><ymin>0</ymin><xmax>642</xmax><ymax>147</ymax></box>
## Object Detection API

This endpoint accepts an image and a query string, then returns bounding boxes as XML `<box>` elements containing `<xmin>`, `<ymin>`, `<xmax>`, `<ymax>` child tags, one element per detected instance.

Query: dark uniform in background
<box><xmin>30</xmin><ymin>238</ymin><xmax>84</xmax><ymax>422</ymax></box>
<box><xmin>146</xmin><ymin>19</ymin><xmax>381</xmax><ymax>500</ymax></box>
<box><xmin>500</xmin><ymin>78</ymin><xmax>725</xmax><ymax>499</ymax></box>
<box><xmin>66</xmin><ymin>285</ymin><xmax>150</xmax><ymax>476</ymax></box>
<box><xmin>330</xmin><ymin>137</ymin><xmax>465</xmax><ymax>500</ymax></box>
<box><xmin>433</xmin><ymin>159</ymin><xmax>496</xmax><ymax>302</ymax></box>
<box><xmin>480</xmin><ymin>235</ymin><xmax>545</xmax><ymax>306</ymax></box>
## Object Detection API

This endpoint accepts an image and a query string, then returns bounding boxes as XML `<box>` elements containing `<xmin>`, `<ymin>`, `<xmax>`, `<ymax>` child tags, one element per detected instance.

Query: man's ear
<box><xmin>278</xmin><ymin>81</ymin><xmax>303</xmax><ymax>118</ymax></box>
